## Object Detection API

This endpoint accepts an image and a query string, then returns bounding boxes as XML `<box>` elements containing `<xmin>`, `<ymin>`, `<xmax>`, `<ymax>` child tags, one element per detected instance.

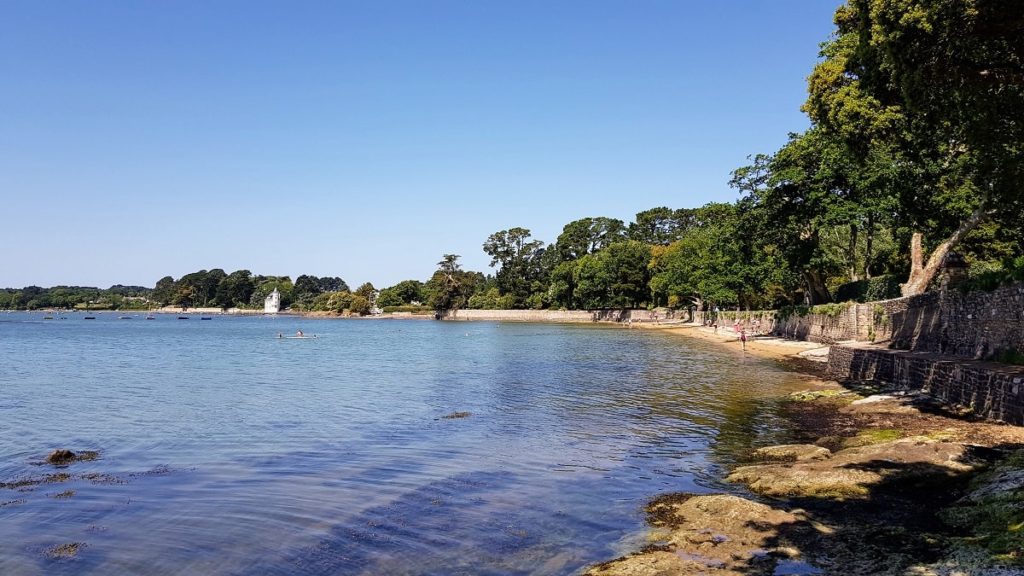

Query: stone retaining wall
<box><xmin>697</xmin><ymin>283</ymin><xmax>1024</xmax><ymax>357</ymax></box>
<box><xmin>828</xmin><ymin>344</ymin><xmax>1024</xmax><ymax>425</ymax></box>
<box><xmin>695</xmin><ymin>305</ymin><xmax>879</xmax><ymax>344</ymax></box>
<box><xmin>887</xmin><ymin>285</ymin><xmax>1024</xmax><ymax>359</ymax></box>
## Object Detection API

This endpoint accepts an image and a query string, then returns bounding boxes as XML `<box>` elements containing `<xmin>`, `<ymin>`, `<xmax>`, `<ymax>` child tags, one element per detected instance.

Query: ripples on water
<box><xmin>0</xmin><ymin>313</ymin><xmax>811</xmax><ymax>575</ymax></box>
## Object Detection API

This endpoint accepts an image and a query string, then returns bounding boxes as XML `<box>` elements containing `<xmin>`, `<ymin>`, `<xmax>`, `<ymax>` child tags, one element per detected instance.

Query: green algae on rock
<box><xmin>729</xmin><ymin>439</ymin><xmax>976</xmax><ymax>499</ymax></box>
<box><xmin>787</xmin><ymin>389</ymin><xmax>857</xmax><ymax>402</ymax></box>
<box><xmin>44</xmin><ymin>542</ymin><xmax>85</xmax><ymax>559</ymax></box>
<box><xmin>938</xmin><ymin>450</ymin><xmax>1024</xmax><ymax>566</ymax></box>
<box><xmin>585</xmin><ymin>494</ymin><xmax>816</xmax><ymax>576</ymax></box>
<box><xmin>752</xmin><ymin>444</ymin><xmax>832</xmax><ymax>463</ymax></box>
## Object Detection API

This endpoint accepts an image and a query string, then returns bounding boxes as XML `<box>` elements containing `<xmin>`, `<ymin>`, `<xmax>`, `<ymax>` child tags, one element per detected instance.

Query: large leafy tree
<box><xmin>553</xmin><ymin>217</ymin><xmax>626</xmax><ymax>261</ymax></box>
<box><xmin>317</xmin><ymin>276</ymin><xmax>349</xmax><ymax>293</ymax></box>
<box><xmin>807</xmin><ymin>0</ymin><xmax>1024</xmax><ymax>295</ymax></box>
<box><xmin>627</xmin><ymin>207</ymin><xmax>696</xmax><ymax>246</ymax></box>
<box><xmin>601</xmin><ymin>240</ymin><xmax>652</xmax><ymax>308</ymax></box>
<box><xmin>649</xmin><ymin>203</ymin><xmax>746</xmax><ymax>309</ymax></box>
<box><xmin>378</xmin><ymin>279</ymin><xmax>424</xmax><ymax>308</ymax></box>
<box><xmin>424</xmin><ymin>255</ymin><xmax>483</xmax><ymax>312</ymax></box>
<box><xmin>482</xmin><ymin>228</ymin><xmax>546</xmax><ymax>307</ymax></box>
<box><xmin>743</xmin><ymin>131</ymin><xmax>852</xmax><ymax>303</ymax></box>
<box><xmin>152</xmin><ymin>276</ymin><xmax>176</xmax><ymax>305</ymax></box>
<box><xmin>214</xmin><ymin>270</ymin><xmax>255</xmax><ymax>309</ymax></box>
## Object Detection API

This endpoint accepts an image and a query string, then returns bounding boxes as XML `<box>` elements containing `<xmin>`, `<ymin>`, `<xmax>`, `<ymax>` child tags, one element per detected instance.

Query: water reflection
<box><xmin>0</xmin><ymin>315</ymin><xmax>813</xmax><ymax>575</ymax></box>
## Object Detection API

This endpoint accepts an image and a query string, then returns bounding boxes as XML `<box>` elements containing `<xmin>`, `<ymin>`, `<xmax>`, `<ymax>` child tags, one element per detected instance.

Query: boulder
<box><xmin>752</xmin><ymin>444</ymin><xmax>832</xmax><ymax>462</ymax></box>
<box><xmin>729</xmin><ymin>439</ymin><xmax>974</xmax><ymax>499</ymax></box>
<box><xmin>585</xmin><ymin>494</ymin><xmax>810</xmax><ymax>575</ymax></box>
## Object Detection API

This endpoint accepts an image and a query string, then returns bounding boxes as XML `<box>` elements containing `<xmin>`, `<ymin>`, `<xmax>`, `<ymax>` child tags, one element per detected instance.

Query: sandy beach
<box><xmin>631</xmin><ymin>321</ymin><xmax>831</xmax><ymax>362</ymax></box>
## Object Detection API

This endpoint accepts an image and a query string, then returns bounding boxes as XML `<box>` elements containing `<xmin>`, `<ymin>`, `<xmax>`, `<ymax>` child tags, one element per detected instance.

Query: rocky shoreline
<box><xmin>588</xmin><ymin>325</ymin><xmax>1024</xmax><ymax>575</ymax></box>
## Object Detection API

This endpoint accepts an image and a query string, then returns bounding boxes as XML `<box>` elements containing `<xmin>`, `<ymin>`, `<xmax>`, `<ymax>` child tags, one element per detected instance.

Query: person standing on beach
<box><xmin>740</xmin><ymin>329</ymin><xmax>747</xmax><ymax>351</ymax></box>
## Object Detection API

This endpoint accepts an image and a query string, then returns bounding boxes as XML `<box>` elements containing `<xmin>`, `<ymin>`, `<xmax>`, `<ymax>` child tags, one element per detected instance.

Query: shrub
<box><xmin>381</xmin><ymin>305</ymin><xmax>431</xmax><ymax>314</ymax></box>
<box><xmin>810</xmin><ymin>302</ymin><xmax>851</xmax><ymax>317</ymax></box>
<box><xmin>834</xmin><ymin>275</ymin><xmax>903</xmax><ymax>302</ymax></box>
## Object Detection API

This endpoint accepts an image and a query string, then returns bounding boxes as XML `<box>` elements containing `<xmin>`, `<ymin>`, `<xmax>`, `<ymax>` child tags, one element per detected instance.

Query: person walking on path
<box><xmin>740</xmin><ymin>329</ymin><xmax>747</xmax><ymax>351</ymax></box>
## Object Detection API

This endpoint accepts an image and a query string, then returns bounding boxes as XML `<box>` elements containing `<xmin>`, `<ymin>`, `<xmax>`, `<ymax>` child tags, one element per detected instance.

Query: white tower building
<box><xmin>264</xmin><ymin>289</ymin><xmax>281</xmax><ymax>314</ymax></box>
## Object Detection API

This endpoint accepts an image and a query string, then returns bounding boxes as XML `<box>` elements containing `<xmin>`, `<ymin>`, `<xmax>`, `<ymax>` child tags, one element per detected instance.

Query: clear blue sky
<box><xmin>1</xmin><ymin>1</ymin><xmax>840</xmax><ymax>289</ymax></box>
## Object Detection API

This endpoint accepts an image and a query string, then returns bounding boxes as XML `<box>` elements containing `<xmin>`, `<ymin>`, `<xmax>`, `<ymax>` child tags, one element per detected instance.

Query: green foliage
<box><xmin>961</xmin><ymin>256</ymin><xmax>1024</xmax><ymax>294</ymax></box>
<box><xmin>379</xmin><ymin>280</ymin><xmax>423</xmax><ymax>307</ymax></box>
<box><xmin>835</xmin><ymin>275</ymin><xmax>903</xmax><ymax>303</ymax></box>
<box><xmin>251</xmin><ymin>276</ymin><xmax>294</xmax><ymax>309</ymax></box>
<box><xmin>354</xmin><ymin>282</ymin><xmax>376</xmax><ymax>305</ymax></box>
<box><xmin>380</xmin><ymin>305</ymin><xmax>431</xmax><ymax>314</ymax></box>
<box><xmin>994</xmin><ymin>349</ymin><xmax>1024</xmax><ymax>367</ymax></box>
<box><xmin>626</xmin><ymin>207</ymin><xmax>695</xmax><ymax>246</ymax></box>
<box><xmin>776</xmin><ymin>305</ymin><xmax>811</xmax><ymax>321</ymax></box>
<box><xmin>213</xmin><ymin>270</ymin><xmax>256</xmax><ymax>309</ymax></box>
<box><xmin>467</xmin><ymin>287</ymin><xmax>516</xmax><ymax>310</ymax></box>
<box><xmin>554</xmin><ymin>217</ymin><xmax>626</xmax><ymax>261</ymax></box>
<box><xmin>348</xmin><ymin>294</ymin><xmax>371</xmax><ymax>316</ymax></box>
<box><xmin>810</xmin><ymin>302</ymin><xmax>851</xmax><ymax>317</ymax></box>
<box><xmin>939</xmin><ymin>450</ymin><xmax>1024</xmax><ymax>566</ymax></box>
<box><xmin>482</xmin><ymin>228</ymin><xmax>546</xmax><ymax>307</ymax></box>
<box><xmin>424</xmin><ymin>255</ymin><xmax>485</xmax><ymax>312</ymax></box>
<box><xmin>0</xmin><ymin>285</ymin><xmax>153</xmax><ymax>311</ymax></box>
<box><xmin>649</xmin><ymin>203</ymin><xmax>746</xmax><ymax>309</ymax></box>
<box><xmin>807</xmin><ymin>0</ymin><xmax>1024</xmax><ymax>290</ymax></box>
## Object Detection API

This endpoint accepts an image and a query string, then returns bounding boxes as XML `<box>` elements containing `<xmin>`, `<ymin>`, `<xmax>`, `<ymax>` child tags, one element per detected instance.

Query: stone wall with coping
<box><xmin>695</xmin><ymin>305</ymin><xmax>879</xmax><ymax>344</ymax></box>
<box><xmin>886</xmin><ymin>285</ymin><xmax>1024</xmax><ymax>359</ymax></box>
<box><xmin>827</xmin><ymin>344</ymin><xmax>1024</xmax><ymax>425</ymax></box>
<box><xmin>701</xmin><ymin>282</ymin><xmax>1024</xmax><ymax>357</ymax></box>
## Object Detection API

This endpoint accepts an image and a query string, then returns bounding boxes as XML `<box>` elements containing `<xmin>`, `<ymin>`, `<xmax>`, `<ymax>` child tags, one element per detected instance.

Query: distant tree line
<box><xmin>0</xmin><ymin>285</ymin><xmax>153</xmax><ymax>311</ymax></box>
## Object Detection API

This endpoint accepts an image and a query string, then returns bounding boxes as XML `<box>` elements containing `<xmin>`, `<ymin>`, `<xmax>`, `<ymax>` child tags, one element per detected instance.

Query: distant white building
<box><xmin>264</xmin><ymin>289</ymin><xmax>281</xmax><ymax>314</ymax></box>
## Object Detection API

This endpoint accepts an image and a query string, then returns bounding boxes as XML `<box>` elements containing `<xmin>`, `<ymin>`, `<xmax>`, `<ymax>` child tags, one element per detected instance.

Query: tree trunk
<box><xmin>848</xmin><ymin>223</ymin><xmax>859</xmax><ymax>281</ymax></box>
<box><xmin>901</xmin><ymin>204</ymin><xmax>989</xmax><ymax>296</ymax></box>
<box><xmin>688</xmin><ymin>295</ymin><xmax>704</xmax><ymax>323</ymax></box>
<box><xmin>864</xmin><ymin>214</ymin><xmax>874</xmax><ymax>280</ymax></box>
<box><xmin>803</xmin><ymin>270</ymin><xmax>832</xmax><ymax>304</ymax></box>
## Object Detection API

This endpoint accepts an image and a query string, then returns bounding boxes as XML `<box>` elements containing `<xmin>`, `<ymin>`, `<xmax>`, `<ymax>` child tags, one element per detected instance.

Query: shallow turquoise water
<box><xmin>0</xmin><ymin>312</ymin><xmax>806</xmax><ymax>575</ymax></box>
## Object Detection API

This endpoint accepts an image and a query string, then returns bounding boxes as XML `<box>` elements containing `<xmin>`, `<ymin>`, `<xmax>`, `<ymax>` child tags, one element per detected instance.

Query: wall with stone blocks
<box><xmin>828</xmin><ymin>344</ymin><xmax>1024</xmax><ymax>425</ymax></box>
<box><xmin>696</xmin><ymin>305</ymin><xmax>878</xmax><ymax>344</ymax></box>
<box><xmin>886</xmin><ymin>284</ymin><xmax>1024</xmax><ymax>359</ymax></box>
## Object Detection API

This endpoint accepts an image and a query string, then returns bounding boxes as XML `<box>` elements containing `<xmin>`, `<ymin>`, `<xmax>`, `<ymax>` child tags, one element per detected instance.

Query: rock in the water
<box><xmin>46</xmin><ymin>450</ymin><xmax>76</xmax><ymax>465</ymax></box>
<box><xmin>44</xmin><ymin>542</ymin><xmax>85</xmax><ymax>559</ymax></box>
<box><xmin>440</xmin><ymin>411</ymin><xmax>472</xmax><ymax>420</ymax></box>
<box><xmin>729</xmin><ymin>439</ymin><xmax>974</xmax><ymax>499</ymax></box>
<box><xmin>44</xmin><ymin>449</ymin><xmax>98</xmax><ymax>465</ymax></box>
<box><xmin>585</xmin><ymin>494</ymin><xmax>809</xmax><ymax>575</ymax></box>
<box><xmin>787</xmin><ymin>389</ymin><xmax>853</xmax><ymax>402</ymax></box>
<box><xmin>752</xmin><ymin>444</ymin><xmax>832</xmax><ymax>462</ymax></box>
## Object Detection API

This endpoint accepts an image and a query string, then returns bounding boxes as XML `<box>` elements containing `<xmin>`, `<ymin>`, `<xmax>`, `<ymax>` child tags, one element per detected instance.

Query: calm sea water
<box><xmin>0</xmin><ymin>312</ymin><xmax>813</xmax><ymax>575</ymax></box>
